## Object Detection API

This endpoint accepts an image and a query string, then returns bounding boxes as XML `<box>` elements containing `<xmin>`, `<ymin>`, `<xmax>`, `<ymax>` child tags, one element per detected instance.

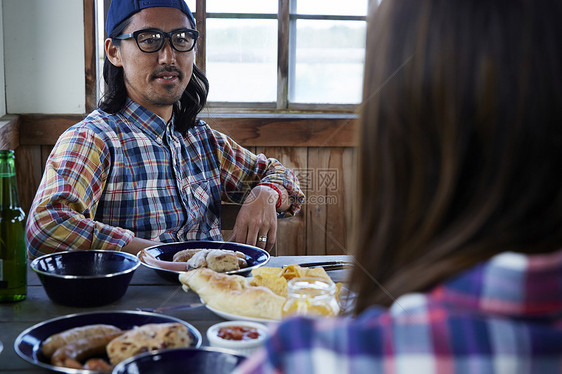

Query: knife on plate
<box><xmin>137</xmin><ymin>302</ymin><xmax>205</xmax><ymax>314</ymax></box>
<box><xmin>296</xmin><ymin>261</ymin><xmax>354</xmax><ymax>271</ymax></box>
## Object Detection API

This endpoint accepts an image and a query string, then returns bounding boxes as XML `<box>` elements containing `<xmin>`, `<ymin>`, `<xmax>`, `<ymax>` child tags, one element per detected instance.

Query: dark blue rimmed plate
<box><xmin>14</xmin><ymin>311</ymin><xmax>202</xmax><ymax>374</ymax></box>
<box><xmin>113</xmin><ymin>346</ymin><xmax>246</xmax><ymax>374</ymax></box>
<box><xmin>138</xmin><ymin>240</ymin><xmax>270</xmax><ymax>282</ymax></box>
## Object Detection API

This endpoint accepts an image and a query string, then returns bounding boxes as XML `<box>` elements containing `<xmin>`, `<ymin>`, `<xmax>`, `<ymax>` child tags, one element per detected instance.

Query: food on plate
<box><xmin>207</xmin><ymin>249</ymin><xmax>247</xmax><ymax>272</ymax></box>
<box><xmin>250</xmin><ymin>264</ymin><xmax>342</xmax><ymax>298</ymax></box>
<box><xmin>283</xmin><ymin>264</ymin><xmax>333</xmax><ymax>281</ymax></box>
<box><xmin>249</xmin><ymin>267</ymin><xmax>288</xmax><ymax>297</ymax></box>
<box><xmin>180</xmin><ymin>265</ymin><xmax>344</xmax><ymax>321</ymax></box>
<box><xmin>83</xmin><ymin>358</ymin><xmax>114</xmax><ymax>371</ymax></box>
<box><xmin>41</xmin><ymin>322</ymin><xmax>193</xmax><ymax>370</ymax></box>
<box><xmin>172</xmin><ymin>249</ymin><xmax>202</xmax><ymax>262</ymax></box>
<box><xmin>142</xmin><ymin>248</ymin><xmax>247</xmax><ymax>272</ymax></box>
<box><xmin>106</xmin><ymin>322</ymin><xmax>192</xmax><ymax>366</ymax></box>
<box><xmin>179</xmin><ymin>268</ymin><xmax>286</xmax><ymax>320</ymax></box>
<box><xmin>207</xmin><ymin>321</ymin><xmax>268</xmax><ymax>356</ymax></box>
<box><xmin>217</xmin><ymin>326</ymin><xmax>261</xmax><ymax>341</ymax></box>
<box><xmin>51</xmin><ymin>332</ymin><xmax>123</xmax><ymax>368</ymax></box>
<box><xmin>41</xmin><ymin>324</ymin><xmax>122</xmax><ymax>358</ymax></box>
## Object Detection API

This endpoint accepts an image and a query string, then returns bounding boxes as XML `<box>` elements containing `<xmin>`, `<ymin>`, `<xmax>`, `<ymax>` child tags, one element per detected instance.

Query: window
<box><xmin>97</xmin><ymin>0</ymin><xmax>368</xmax><ymax>111</ymax></box>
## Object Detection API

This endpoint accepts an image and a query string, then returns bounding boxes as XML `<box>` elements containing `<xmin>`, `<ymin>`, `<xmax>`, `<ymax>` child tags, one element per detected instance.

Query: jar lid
<box><xmin>286</xmin><ymin>277</ymin><xmax>336</xmax><ymax>298</ymax></box>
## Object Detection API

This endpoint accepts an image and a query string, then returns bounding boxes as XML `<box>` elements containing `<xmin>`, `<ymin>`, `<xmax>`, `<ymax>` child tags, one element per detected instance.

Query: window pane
<box><xmin>206</xmin><ymin>19</ymin><xmax>277</xmax><ymax>102</ymax></box>
<box><xmin>296</xmin><ymin>0</ymin><xmax>368</xmax><ymax>16</ymax></box>
<box><xmin>291</xmin><ymin>20</ymin><xmax>366</xmax><ymax>104</ymax></box>
<box><xmin>184</xmin><ymin>0</ymin><xmax>195</xmax><ymax>12</ymax></box>
<box><xmin>207</xmin><ymin>0</ymin><xmax>277</xmax><ymax>14</ymax></box>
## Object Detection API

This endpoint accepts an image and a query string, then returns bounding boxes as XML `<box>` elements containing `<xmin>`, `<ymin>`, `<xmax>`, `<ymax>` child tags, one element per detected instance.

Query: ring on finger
<box><xmin>258</xmin><ymin>235</ymin><xmax>268</xmax><ymax>243</ymax></box>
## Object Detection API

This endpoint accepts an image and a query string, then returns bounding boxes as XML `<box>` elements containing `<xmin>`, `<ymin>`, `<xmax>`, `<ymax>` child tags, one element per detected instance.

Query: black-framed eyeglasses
<box><xmin>114</xmin><ymin>28</ymin><xmax>199</xmax><ymax>53</ymax></box>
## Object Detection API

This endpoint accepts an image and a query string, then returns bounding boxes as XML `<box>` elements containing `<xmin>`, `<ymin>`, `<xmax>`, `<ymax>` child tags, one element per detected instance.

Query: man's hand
<box><xmin>228</xmin><ymin>184</ymin><xmax>285</xmax><ymax>251</ymax></box>
<box><xmin>121</xmin><ymin>237</ymin><xmax>162</xmax><ymax>255</ymax></box>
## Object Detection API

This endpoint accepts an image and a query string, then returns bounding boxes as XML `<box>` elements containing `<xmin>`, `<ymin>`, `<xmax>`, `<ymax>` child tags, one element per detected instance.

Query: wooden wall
<box><xmin>12</xmin><ymin>114</ymin><xmax>357</xmax><ymax>257</ymax></box>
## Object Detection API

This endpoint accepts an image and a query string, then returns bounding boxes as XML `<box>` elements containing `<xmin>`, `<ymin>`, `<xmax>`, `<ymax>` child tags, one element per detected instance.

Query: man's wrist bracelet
<box><xmin>256</xmin><ymin>182</ymin><xmax>283</xmax><ymax>209</ymax></box>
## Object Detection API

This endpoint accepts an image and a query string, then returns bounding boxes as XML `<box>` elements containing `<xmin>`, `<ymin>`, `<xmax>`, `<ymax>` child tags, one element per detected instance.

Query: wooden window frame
<box><xmin>92</xmin><ymin>0</ymin><xmax>365</xmax><ymax>114</ymax></box>
<box><xmin>80</xmin><ymin>0</ymin><xmax>357</xmax><ymax>149</ymax></box>
<box><xmin>199</xmin><ymin>1</ymin><xmax>366</xmax><ymax>112</ymax></box>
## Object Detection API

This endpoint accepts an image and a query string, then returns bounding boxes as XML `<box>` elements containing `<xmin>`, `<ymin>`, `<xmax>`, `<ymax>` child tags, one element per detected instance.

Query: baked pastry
<box><xmin>170</xmin><ymin>248</ymin><xmax>247</xmax><ymax>272</ymax></box>
<box><xmin>106</xmin><ymin>323</ymin><xmax>192</xmax><ymax>365</ymax></box>
<box><xmin>206</xmin><ymin>249</ymin><xmax>241</xmax><ymax>272</ymax></box>
<box><xmin>186</xmin><ymin>250</ymin><xmax>209</xmax><ymax>269</ymax></box>
<box><xmin>179</xmin><ymin>268</ymin><xmax>285</xmax><ymax>320</ymax></box>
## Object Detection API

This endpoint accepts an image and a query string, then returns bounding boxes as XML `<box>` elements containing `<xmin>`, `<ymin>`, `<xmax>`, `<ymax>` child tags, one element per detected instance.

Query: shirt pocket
<box><xmin>185</xmin><ymin>175</ymin><xmax>212</xmax><ymax>222</ymax></box>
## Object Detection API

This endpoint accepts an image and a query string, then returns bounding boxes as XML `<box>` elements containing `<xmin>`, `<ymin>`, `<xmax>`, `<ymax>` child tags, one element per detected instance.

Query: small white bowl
<box><xmin>206</xmin><ymin>321</ymin><xmax>268</xmax><ymax>356</ymax></box>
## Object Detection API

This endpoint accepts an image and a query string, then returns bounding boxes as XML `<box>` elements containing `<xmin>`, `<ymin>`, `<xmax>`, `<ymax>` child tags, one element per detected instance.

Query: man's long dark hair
<box><xmin>99</xmin><ymin>18</ymin><xmax>209</xmax><ymax>135</ymax></box>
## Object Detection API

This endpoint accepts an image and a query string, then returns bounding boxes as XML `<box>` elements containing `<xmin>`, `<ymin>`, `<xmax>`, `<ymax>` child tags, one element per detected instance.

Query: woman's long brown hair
<box><xmin>350</xmin><ymin>0</ymin><xmax>562</xmax><ymax>312</ymax></box>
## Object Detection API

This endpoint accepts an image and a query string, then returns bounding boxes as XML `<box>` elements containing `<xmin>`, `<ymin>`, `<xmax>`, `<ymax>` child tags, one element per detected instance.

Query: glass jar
<box><xmin>282</xmin><ymin>277</ymin><xmax>340</xmax><ymax>318</ymax></box>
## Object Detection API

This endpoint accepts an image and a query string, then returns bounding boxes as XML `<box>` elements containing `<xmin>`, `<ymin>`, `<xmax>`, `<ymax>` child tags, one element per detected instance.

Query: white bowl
<box><xmin>206</xmin><ymin>321</ymin><xmax>268</xmax><ymax>356</ymax></box>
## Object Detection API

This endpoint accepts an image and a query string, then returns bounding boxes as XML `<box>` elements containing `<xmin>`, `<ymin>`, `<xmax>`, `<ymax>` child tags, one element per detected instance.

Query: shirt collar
<box><xmin>120</xmin><ymin>98</ymin><xmax>172</xmax><ymax>142</ymax></box>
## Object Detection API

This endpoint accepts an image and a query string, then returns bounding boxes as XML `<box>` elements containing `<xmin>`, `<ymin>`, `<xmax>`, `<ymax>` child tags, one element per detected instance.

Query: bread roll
<box><xmin>206</xmin><ymin>249</ymin><xmax>240</xmax><ymax>272</ymax></box>
<box><xmin>106</xmin><ymin>323</ymin><xmax>191</xmax><ymax>366</ymax></box>
<box><xmin>173</xmin><ymin>249</ymin><xmax>243</xmax><ymax>272</ymax></box>
<box><xmin>179</xmin><ymin>268</ymin><xmax>285</xmax><ymax>320</ymax></box>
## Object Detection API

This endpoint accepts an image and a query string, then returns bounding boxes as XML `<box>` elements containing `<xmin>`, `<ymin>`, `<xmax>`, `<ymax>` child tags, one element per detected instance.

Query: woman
<box><xmin>236</xmin><ymin>0</ymin><xmax>562</xmax><ymax>372</ymax></box>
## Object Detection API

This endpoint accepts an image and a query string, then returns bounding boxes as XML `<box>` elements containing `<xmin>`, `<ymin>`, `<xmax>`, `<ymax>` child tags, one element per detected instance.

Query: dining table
<box><xmin>0</xmin><ymin>254</ymin><xmax>351</xmax><ymax>373</ymax></box>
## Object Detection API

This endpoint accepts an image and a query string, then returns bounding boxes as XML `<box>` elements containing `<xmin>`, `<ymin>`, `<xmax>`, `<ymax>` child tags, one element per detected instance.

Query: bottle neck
<box><xmin>0</xmin><ymin>151</ymin><xmax>21</xmax><ymax>210</ymax></box>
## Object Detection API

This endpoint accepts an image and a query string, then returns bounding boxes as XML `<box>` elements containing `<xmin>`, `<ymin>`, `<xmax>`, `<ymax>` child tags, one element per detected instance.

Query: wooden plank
<box><xmin>15</xmin><ymin>146</ymin><xmax>42</xmax><ymax>214</ymax></box>
<box><xmin>342</xmin><ymin>147</ymin><xmax>355</xmax><ymax>253</ymax></box>
<box><xmin>205</xmin><ymin>114</ymin><xmax>357</xmax><ymax>147</ymax></box>
<box><xmin>20</xmin><ymin>114</ymin><xmax>358</xmax><ymax>147</ymax></box>
<box><xmin>195</xmin><ymin>0</ymin><xmax>206</xmax><ymax>72</ymax></box>
<box><xmin>256</xmin><ymin>146</ymin><xmax>308</xmax><ymax>256</ymax></box>
<box><xmin>83</xmin><ymin>0</ymin><xmax>97</xmax><ymax>112</ymax></box>
<box><xmin>41</xmin><ymin>145</ymin><xmax>54</xmax><ymax>172</ymax></box>
<box><xmin>0</xmin><ymin>115</ymin><xmax>20</xmax><ymax>150</ymax></box>
<box><xmin>19</xmin><ymin>115</ymin><xmax>83</xmax><ymax>145</ymax></box>
<box><xmin>306</xmin><ymin>148</ymin><xmax>327</xmax><ymax>255</ymax></box>
<box><xmin>305</xmin><ymin>148</ymin><xmax>353</xmax><ymax>256</ymax></box>
<box><xmin>277</xmin><ymin>0</ymin><xmax>289</xmax><ymax>109</ymax></box>
<box><xmin>324</xmin><ymin>147</ymin><xmax>353</xmax><ymax>255</ymax></box>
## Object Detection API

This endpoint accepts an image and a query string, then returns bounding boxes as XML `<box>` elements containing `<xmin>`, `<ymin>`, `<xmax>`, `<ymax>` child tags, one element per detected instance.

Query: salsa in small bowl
<box><xmin>206</xmin><ymin>321</ymin><xmax>268</xmax><ymax>356</ymax></box>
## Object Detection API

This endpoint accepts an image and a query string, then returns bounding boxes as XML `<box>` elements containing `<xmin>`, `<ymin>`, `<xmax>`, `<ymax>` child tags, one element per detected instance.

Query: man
<box><xmin>25</xmin><ymin>0</ymin><xmax>304</xmax><ymax>259</ymax></box>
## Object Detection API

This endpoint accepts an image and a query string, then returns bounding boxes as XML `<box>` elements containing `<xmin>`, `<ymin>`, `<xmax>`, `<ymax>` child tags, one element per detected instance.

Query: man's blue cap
<box><xmin>106</xmin><ymin>0</ymin><xmax>196</xmax><ymax>36</ymax></box>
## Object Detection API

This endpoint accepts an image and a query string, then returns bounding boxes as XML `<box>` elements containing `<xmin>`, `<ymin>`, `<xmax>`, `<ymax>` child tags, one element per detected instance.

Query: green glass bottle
<box><xmin>0</xmin><ymin>150</ymin><xmax>27</xmax><ymax>302</ymax></box>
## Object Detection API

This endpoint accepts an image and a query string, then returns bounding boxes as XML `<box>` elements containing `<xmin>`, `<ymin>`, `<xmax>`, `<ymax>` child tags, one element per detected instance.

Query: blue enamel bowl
<box><xmin>30</xmin><ymin>250</ymin><xmax>140</xmax><ymax>307</ymax></box>
<box><xmin>112</xmin><ymin>347</ymin><xmax>246</xmax><ymax>374</ymax></box>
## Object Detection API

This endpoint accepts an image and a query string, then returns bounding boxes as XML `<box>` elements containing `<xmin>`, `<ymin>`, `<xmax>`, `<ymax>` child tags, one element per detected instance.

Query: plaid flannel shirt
<box><xmin>26</xmin><ymin>99</ymin><xmax>304</xmax><ymax>259</ymax></box>
<box><xmin>236</xmin><ymin>249</ymin><xmax>562</xmax><ymax>374</ymax></box>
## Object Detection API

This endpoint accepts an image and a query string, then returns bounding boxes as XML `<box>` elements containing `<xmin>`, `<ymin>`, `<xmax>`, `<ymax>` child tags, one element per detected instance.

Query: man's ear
<box><xmin>105</xmin><ymin>38</ymin><xmax>123</xmax><ymax>67</ymax></box>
